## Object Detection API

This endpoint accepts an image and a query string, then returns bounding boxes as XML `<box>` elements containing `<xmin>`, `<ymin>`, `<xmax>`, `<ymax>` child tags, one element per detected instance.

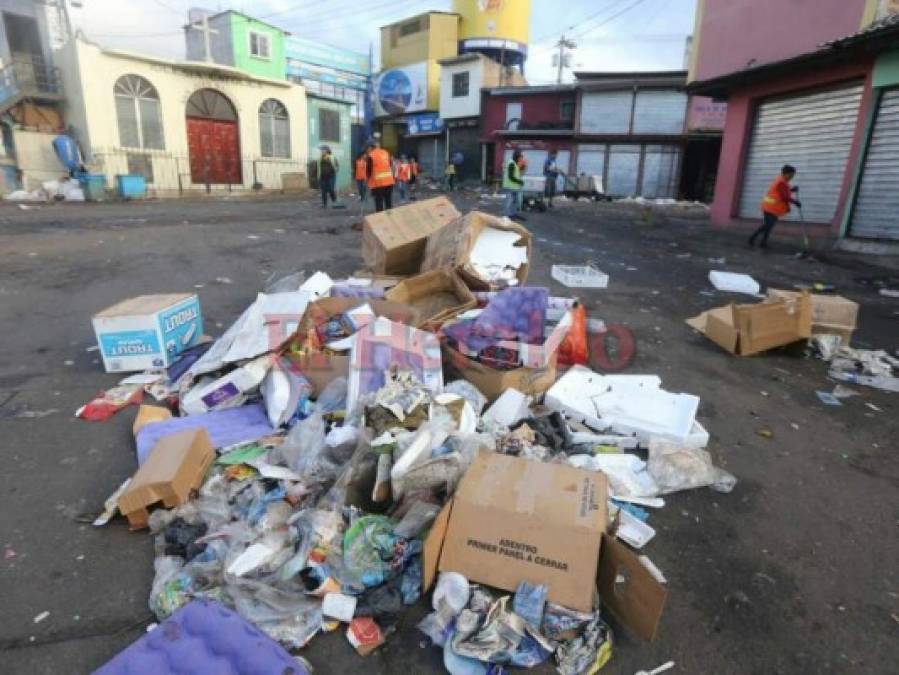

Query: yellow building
<box><xmin>453</xmin><ymin>0</ymin><xmax>530</xmax><ymax>70</ymax></box>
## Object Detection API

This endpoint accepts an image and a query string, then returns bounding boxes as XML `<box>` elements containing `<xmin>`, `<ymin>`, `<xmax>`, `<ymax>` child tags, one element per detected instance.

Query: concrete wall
<box><xmin>12</xmin><ymin>129</ymin><xmax>64</xmax><ymax>188</ymax></box>
<box><xmin>440</xmin><ymin>60</ymin><xmax>484</xmax><ymax>119</ymax></box>
<box><xmin>482</xmin><ymin>90</ymin><xmax>576</xmax><ymax>140</ymax></box>
<box><xmin>710</xmin><ymin>60</ymin><xmax>874</xmax><ymax>234</ymax></box>
<box><xmin>230</xmin><ymin>14</ymin><xmax>286</xmax><ymax>81</ymax></box>
<box><xmin>307</xmin><ymin>95</ymin><xmax>352</xmax><ymax>190</ymax></box>
<box><xmin>381</xmin><ymin>13</ymin><xmax>459</xmax><ymax>70</ymax></box>
<box><xmin>0</xmin><ymin>0</ymin><xmax>55</xmax><ymax>65</ymax></box>
<box><xmin>690</xmin><ymin>0</ymin><xmax>867</xmax><ymax>83</ymax></box>
<box><xmin>58</xmin><ymin>37</ymin><xmax>307</xmax><ymax>195</ymax></box>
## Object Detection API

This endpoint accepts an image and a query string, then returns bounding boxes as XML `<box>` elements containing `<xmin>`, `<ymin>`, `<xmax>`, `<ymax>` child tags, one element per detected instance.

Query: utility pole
<box><xmin>553</xmin><ymin>35</ymin><xmax>577</xmax><ymax>84</ymax></box>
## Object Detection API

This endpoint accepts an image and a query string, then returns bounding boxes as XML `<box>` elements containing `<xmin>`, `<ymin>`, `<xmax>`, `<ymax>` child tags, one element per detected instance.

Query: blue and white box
<box><xmin>92</xmin><ymin>294</ymin><xmax>203</xmax><ymax>373</ymax></box>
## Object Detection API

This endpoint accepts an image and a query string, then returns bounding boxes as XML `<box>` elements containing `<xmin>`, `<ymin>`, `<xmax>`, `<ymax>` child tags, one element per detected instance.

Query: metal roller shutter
<box><xmin>850</xmin><ymin>89</ymin><xmax>899</xmax><ymax>239</ymax></box>
<box><xmin>738</xmin><ymin>83</ymin><xmax>863</xmax><ymax>223</ymax></box>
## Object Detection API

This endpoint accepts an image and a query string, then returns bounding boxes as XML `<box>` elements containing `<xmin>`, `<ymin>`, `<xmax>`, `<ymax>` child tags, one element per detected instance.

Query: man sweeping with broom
<box><xmin>749</xmin><ymin>164</ymin><xmax>801</xmax><ymax>249</ymax></box>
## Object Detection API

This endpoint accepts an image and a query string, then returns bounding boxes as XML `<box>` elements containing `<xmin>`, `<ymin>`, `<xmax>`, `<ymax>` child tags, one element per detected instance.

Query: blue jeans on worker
<box><xmin>503</xmin><ymin>188</ymin><xmax>521</xmax><ymax>218</ymax></box>
<box><xmin>397</xmin><ymin>180</ymin><xmax>407</xmax><ymax>201</ymax></box>
<box><xmin>320</xmin><ymin>175</ymin><xmax>336</xmax><ymax>207</ymax></box>
<box><xmin>356</xmin><ymin>179</ymin><xmax>367</xmax><ymax>202</ymax></box>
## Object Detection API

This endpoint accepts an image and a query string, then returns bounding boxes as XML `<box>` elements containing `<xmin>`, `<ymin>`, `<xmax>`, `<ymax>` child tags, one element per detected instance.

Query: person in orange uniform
<box><xmin>395</xmin><ymin>155</ymin><xmax>411</xmax><ymax>202</ymax></box>
<box><xmin>408</xmin><ymin>155</ymin><xmax>419</xmax><ymax>200</ymax></box>
<box><xmin>749</xmin><ymin>164</ymin><xmax>801</xmax><ymax>249</ymax></box>
<box><xmin>366</xmin><ymin>139</ymin><xmax>395</xmax><ymax>212</ymax></box>
<box><xmin>354</xmin><ymin>151</ymin><xmax>368</xmax><ymax>203</ymax></box>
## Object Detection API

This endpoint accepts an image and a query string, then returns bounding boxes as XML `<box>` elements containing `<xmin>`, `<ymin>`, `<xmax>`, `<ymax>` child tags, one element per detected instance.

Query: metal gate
<box><xmin>186</xmin><ymin>118</ymin><xmax>242</xmax><ymax>184</ymax></box>
<box><xmin>850</xmin><ymin>88</ymin><xmax>899</xmax><ymax>239</ymax></box>
<box><xmin>738</xmin><ymin>83</ymin><xmax>863</xmax><ymax>222</ymax></box>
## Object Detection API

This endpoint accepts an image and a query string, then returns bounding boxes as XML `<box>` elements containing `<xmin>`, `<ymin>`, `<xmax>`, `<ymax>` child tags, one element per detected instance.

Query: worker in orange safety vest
<box><xmin>366</xmin><ymin>139</ymin><xmax>395</xmax><ymax>212</ymax></box>
<box><xmin>354</xmin><ymin>152</ymin><xmax>368</xmax><ymax>202</ymax></box>
<box><xmin>749</xmin><ymin>164</ymin><xmax>801</xmax><ymax>249</ymax></box>
<box><xmin>395</xmin><ymin>155</ymin><xmax>412</xmax><ymax>202</ymax></box>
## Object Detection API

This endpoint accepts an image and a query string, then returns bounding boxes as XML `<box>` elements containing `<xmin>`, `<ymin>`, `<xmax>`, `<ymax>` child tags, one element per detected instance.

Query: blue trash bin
<box><xmin>79</xmin><ymin>174</ymin><xmax>106</xmax><ymax>202</ymax></box>
<box><xmin>116</xmin><ymin>174</ymin><xmax>146</xmax><ymax>199</ymax></box>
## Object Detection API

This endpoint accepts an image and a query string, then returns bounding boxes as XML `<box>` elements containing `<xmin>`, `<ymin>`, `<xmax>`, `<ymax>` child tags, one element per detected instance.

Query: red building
<box><xmin>480</xmin><ymin>84</ymin><xmax>577</xmax><ymax>185</ymax></box>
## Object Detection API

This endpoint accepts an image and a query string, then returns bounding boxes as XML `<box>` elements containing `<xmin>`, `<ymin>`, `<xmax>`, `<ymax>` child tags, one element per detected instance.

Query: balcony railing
<box><xmin>0</xmin><ymin>57</ymin><xmax>62</xmax><ymax>109</ymax></box>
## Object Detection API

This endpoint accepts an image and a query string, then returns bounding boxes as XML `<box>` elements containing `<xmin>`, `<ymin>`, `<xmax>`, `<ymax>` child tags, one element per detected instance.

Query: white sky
<box><xmin>69</xmin><ymin>0</ymin><xmax>697</xmax><ymax>83</ymax></box>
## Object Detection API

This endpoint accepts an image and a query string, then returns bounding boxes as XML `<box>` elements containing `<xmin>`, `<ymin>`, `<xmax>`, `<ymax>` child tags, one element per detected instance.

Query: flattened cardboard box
<box><xmin>118</xmin><ymin>428</ymin><xmax>214</xmax><ymax>529</ymax></box>
<box><xmin>687</xmin><ymin>292</ymin><xmax>811</xmax><ymax>356</ymax></box>
<box><xmin>420</xmin><ymin>211</ymin><xmax>532</xmax><ymax>291</ymax></box>
<box><xmin>283</xmin><ymin>297</ymin><xmax>420</xmax><ymax>395</ymax></box>
<box><xmin>424</xmin><ymin>453</ymin><xmax>667</xmax><ymax>640</ymax></box>
<box><xmin>361</xmin><ymin>197</ymin><xmax>461</xmax><ymax>275</ymax></box>
<box><xmin>441</xmin><ymin>343</ymin><xmax>559</xmax><ymax>402</ymax></box>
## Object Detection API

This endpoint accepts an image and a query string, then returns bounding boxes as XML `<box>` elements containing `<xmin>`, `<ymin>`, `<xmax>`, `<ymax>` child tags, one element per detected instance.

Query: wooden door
<box><xmin>186</xmin><ymin>117</ymin><xmax>242</xmax><ymax>184</ymax></box>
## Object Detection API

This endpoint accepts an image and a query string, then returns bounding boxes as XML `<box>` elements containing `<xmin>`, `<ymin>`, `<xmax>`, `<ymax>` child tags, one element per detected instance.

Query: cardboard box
<box><xmin>767</xmin><ymin>289</ymin><xmax>858</xmax><ymax>343</ymax></box>
<box><xmin>421</xmin><ymin>211</ymin><xmax>532</xmax><ymax>291</ymax></box>
<box><xmin>283</xmin><ymin>297</ymin><xmax>420</xmax><ymax>395</ymax></box>
<box><xmin>385</xmin><ymin>269</ymin><xmax>477</xmax><ymax>330</ymax></box>
<box><xmin>442</xmin><ymin>342</ymin><xmax>559</xmax><ymax>402</ymax></box>
<box><xmin>424</xmin><ymin>452</ymin><xmax>666</xmax><ymax>639</ymax></box>
<box><xmin>361</xmin><ymin>197</ymin><xmax>461</xmax><ymax>275</ymax></box>
<box><xmin>118</xmin><ymin>428</ymin><xmax>214</xmax><ymax>529</ymax></box>
<box><xmin>686</xmin><ymin>292</ymin><xmax>811</xmax><ymax>356</ymax></box>
<box><xmin>92</xmin><ymin>294</ymin><xmax>203</xmax><ymax>373</ymax></box>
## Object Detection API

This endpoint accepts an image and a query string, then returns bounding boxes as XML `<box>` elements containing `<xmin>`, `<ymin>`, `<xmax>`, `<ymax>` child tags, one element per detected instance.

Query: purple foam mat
<box><xmin>136</xmin><ymin>403</ymin><xmax>273</xmax><ymax>465</ymax></box>
<box><xmin>94</xmin><ymin>599</ymin><xmax>308</xmax><ymax>675</ymax></box>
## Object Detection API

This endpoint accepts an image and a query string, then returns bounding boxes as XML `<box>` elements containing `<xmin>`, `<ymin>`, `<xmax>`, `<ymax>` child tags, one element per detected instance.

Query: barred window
<box><xmin>114</xmin><ymin>75</ymin><xmax>164</xmax><ymax>150</ymax></box>
<box><xmin>259</xmin><ymin>98</ymin><xmax>290</xmax><ymax>158</ymax></box>
<box><xmin>319</xmin><ymin>108</ymin><xmax>340</xmax><ymax>143</ymax></box>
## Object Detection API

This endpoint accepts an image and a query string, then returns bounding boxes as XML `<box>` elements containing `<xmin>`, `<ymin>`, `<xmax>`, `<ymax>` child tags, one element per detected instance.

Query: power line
<box><xmin>531</xmin><ymin>0</ymin><xmax>630</xmax><ymax>45</ymax></box>
<box><xmin>148</xmin><ymin>0</ymin><xmax>182</xmax><ymax>15</ymax></box>
<box><xmin>568</xmin><ymin>0</ymin><xmax>652</xmax><ymax>41</ymax></box>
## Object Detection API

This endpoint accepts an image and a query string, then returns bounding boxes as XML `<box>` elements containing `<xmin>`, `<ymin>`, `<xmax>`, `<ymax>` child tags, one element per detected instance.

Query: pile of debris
<box><xmin>84</xmin><ymin>198</ymin><xmax>735</xmax><ymax>674</ymax></box>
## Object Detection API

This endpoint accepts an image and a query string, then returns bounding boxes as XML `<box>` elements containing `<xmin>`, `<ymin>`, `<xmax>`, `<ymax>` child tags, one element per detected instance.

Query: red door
<box><xmin>186</xmin><ymin>117</ymin><xmax>242</xmax><ymax>184</ymax></box>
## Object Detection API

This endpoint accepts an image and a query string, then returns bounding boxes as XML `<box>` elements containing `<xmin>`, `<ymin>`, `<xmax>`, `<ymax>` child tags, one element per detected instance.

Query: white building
<box><xmin>57</xmin><ymin>34</ymin><xmax>308</xmax><ymax>196</ymax></box>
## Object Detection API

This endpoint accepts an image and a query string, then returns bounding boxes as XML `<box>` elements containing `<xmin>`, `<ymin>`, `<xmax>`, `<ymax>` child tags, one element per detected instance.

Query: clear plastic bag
<box><xmin>316</xmin><ymin>377</ymin><xmax>348</xmax><ymax>414</ymax></box>
<box><xmin>647</xmin><ymin>438</ymin><xmax>737</xmax><ymax>494</ymax></box>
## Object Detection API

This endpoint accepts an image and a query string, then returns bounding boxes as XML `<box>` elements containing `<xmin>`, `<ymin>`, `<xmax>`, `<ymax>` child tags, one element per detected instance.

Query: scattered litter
<box><xmin>215</xmin><ymin>277</ymin><xmax>233</xmax><ymax>285</ymax></box>
<box><xmin>756</xmin><ymin>427</ymin><xmax>774</xmax><ymax>439</ymax></box>
<box><xmin>708</xmin><ymin>270</ymin><xmax>761</xmax><ymax>295</ymax></box>
<box><xmin>14</xmin><ymin>408</ymin><xmax>59</xmax><ymax>419</ymax></box>
<box><xmin>33</xmin><ymin>611</ymin><xmax>50</xmax><ymax>624</ymax></box>
<box><xmin>881</xmin><ymin>289</ymin><xmax>899</xmax><ymax>298</ymax></box>
<box><xmin>816</xmin><ymin>391</ymin><xmax>842</xmax><ymax>406</ymax></box>
<box><xmin>551</xmin><ymin>264</ymin><xmax>609</xmax><ymax>289</ymax></box>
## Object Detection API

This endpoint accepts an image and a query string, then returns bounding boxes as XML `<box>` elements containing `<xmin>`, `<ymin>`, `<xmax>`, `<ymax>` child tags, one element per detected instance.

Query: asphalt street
<box><xmin>0</xmin><ymin>190</ymin><xmax>897</xmax><ymax>674</ymax></box>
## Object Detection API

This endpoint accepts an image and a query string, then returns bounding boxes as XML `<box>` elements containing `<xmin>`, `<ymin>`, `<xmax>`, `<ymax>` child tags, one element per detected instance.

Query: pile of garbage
<box><xmin>84</xmin><ymin>198</ymin><xmax>735</xmax><ymax>673</ymax></box>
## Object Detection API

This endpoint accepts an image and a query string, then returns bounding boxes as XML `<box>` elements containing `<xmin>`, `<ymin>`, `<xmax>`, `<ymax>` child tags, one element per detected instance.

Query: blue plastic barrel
<box><xmin>116</xmin><ymin>174</ymin><xmax>146</xmax><ymax>199</ymax></box>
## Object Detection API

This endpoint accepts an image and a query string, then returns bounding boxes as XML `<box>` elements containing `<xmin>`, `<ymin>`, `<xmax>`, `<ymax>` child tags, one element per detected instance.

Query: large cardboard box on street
<box><xmin>421</xmin><ymin>211</ymin><xmax>532</xmax><ymax>290</ymax></box>
<box><xmin>92</xmin><ymin>294</ymin><xmax>203</xmax><ymax>372</ymax></box>
<box><xmin>283</xmin><ymin>297</ymin><xmax>420</xmax><ymax>395</ymax></box>
<box><xmin>442</xmin><ymin>344</ymin><xmax>558</xmax><ymax>402</ymax></box>
<box><xmin>424</xmin><ymin>453</ymin><xmax>667</xmax><ymax>640</ymax></box>
<box><xmin>118</xmin><ymin>428</ymin><xmax>214</xmax><ymax>529</ymax></box>
<box><xmin>361</xmin><ymin>197</ymin><xmax>461</xmax><ymax>275</ymax></box>
<box><xmin>767</xmin><ymin>289</ymin><xmax>858</xmax><ymax>343</ymax></box>
<box><xmin>686</xmin><ymin>292</ymin><xmax>811</xmax><ymax>356</ymax></box>
<box><xmin>385</xmin><ymin>269</ymin><xmax>477</xmax><ymax>330</ymax></box>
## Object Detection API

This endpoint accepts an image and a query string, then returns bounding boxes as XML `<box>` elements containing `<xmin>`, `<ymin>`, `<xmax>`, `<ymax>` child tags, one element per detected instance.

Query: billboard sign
<box><xmin>687</xmin><ymin>96</ymin><xmax>727</xmax><ymax>132</ymax></box>
<box><xmin>287</xmin><ymin>60</ymin><xmax>369</xmax><ymax>90</ymax></box>
<box><xmin>374</xmin><ymin>62</ymin><xmax>427</xmax><ymax>117</ymax></box>
<box><xmin>285</xmin><ymin>36</ymin><xmax>370</xmax><ymax>76</ymax></box>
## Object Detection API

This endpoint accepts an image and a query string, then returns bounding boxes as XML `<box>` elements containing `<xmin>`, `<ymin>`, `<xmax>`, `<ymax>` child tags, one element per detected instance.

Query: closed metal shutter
<box><xmin>738</xmin><ymin>83</ymin><xmax>863</xmax><ymax>223</ymax></box>
<box><xmin>579</xmin><ymin>91</ymin><xmax>633</xmax><ymax>134</ymax></box>
<box><xmin>607</xmin><ymin>144</ymin><xmax>641</xmax><ymax>197</ymax></box>
<box><xmin>850</xmin><ymin>89</ymin><xmax>899</xmax><ymax>239</ymax></box>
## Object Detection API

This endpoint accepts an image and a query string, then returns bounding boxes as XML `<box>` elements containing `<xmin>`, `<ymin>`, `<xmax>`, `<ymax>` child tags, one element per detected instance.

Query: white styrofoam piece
<box><xmin>614</xmin><ymin>506</ymin><xmax>656</xmax><ymax>549</ymax></box>
<box><xmin>569</xmin><ymin>453</ymin><xmax>660</xmax><ymax>498</ymax></box>
<box><xmin>708</xmin><ymin>270</ymin><xmax>761</xmax><ymax>295</ymax></box>
<box><xmin>469</xmin><ymin>227</ymin><xmax>528</xmax><ymax>282</ymax></box>
<box><xmin>322</xmin><ymin>592</ymin><xmax>358</xmax><ymax>622</ymax></box>
<box><xmin>546</xmin><ymin>366</ymin><xmax>698</xmax><ymax>443</ymax></box>
<box><xmin>300</xmin><ymin>271</ymin><xmax>334</xmax><ymax>298</ymax></box>
<box><xmin>685</xmin><ymin>420</ymin><xmax>710</xmax><ymax>449</ymax></box>
<box><xmin>482</xmin><ymin>388</ymin><xmax>529</xmax><ymax>427</ymax></box>
<box><xmin>227</xmin><ymin>543</ymin><xmax>277</xmax><ymax>577</ymax></box>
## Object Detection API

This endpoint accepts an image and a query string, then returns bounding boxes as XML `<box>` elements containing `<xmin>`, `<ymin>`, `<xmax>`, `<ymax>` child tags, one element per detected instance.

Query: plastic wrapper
<box><xmin>444</xmin><ymin>379</ymin><xmax>488</xmax><ymax>417</ymax></box>
<box><xmin>393</xmin><ymin>501</ymin><xmax>441</xmax><ymax>539</ymax></box>
<box><xmin>434</xmin><ymin>571</ymin><xmax>471</xmax><ymax>618</ymax></box>
<box><xmin>400</xmin><ymin>556</ymin><xmax>422</xmax><ymax>605</ymax></box>
<box><xmin>263</xmin><ymin>269</ymin><xmax>305</xmax><ymax>294</ymax></box>
<box><xmin>558</xmin><ymin>302</ymin><xmax>588</xmax><ymax>366</ymax></box>
<box><xmin>149</xmin><ymin>556</ymin><xmax>186</xmax><ymax>618</ymax></box>
<box><xmin>513</xmin><ymin>581</ymin><xmax>547</xmax><ymax>628</ymax></box>
<box><xmin>555</xmin><ymin>616</ymin><xmax>613</xmax><ymax>675</ymax></box>
<box><xmin>316</xmin><ymin>377</ymin><xmax>348</xmax><ymax>414</ymax></box>
<box><xmin>451</xmin><ymin>598</ymin><xmax>526</xmax><ymax>663</ymax></box>
<box><xmin>76</xmin><ymin>384</ymin><xmax>143</xmax><ymax>421</ymax></box>
<box><xmin>341</xmin><ymin>515</ymin><xmax>403</xmax><ymax>588</ymax></box>
<box><xmin>647</xmin><ymin>439</ymin><xmax>737</xmax><ymax>495</ymax></box>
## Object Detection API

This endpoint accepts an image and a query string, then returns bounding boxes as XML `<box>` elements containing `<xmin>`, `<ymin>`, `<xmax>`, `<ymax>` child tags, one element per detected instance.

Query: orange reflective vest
<box><xmin>396</xmin><ymin>163</ymin><xmax>412</xmax><ymax>182</ymax></box>
<box><xmin>354</xmin><ymin>158</ymin><xmax>367</xmax><ymax>181</ymax></box>
<box><xmin>368</xmin><ymin>148</ymin><xmax>395</xmax><ymax>189</ymax></box>
<box><xmin>761</xmin><ymin>176</ymin><xmax>791</xmax><ymax>216</ymax></box>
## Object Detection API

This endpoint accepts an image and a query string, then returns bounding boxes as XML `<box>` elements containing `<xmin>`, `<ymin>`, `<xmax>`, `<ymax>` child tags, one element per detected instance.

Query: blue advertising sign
<box><xmin>405</xmin><ymin>113</ymin><xmax>444</xmax><ymax>136</ymax></box>
<box><xmin>287</xmin><ymin>61</ymin><xmax>369</xmax><ymax>90</ymax></box>
<box><xmin>285</xmin><ymin>36</ymin><xmax>370</xmax><ymax>76</ymax></box>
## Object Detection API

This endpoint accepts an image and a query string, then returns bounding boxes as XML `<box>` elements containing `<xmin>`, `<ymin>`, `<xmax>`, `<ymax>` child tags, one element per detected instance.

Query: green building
<box><xmin>185</xmin><ymin>10</ymin><xmax>286</xmax><ymax>81</ymax></box>
<box><xmin>307</xmin><ymin>94</ymin><xmax>354</xmax><ymax>191</ymax></box>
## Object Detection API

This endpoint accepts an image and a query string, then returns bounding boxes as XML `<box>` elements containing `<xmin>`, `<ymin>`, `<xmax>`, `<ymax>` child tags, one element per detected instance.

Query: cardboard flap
<box><xmin>691</xmin><ymin>305</ymin><xmax>739</xmax><ymax>354</ymax></box>
<box><xmin>597</xmin><ymin>533</ymin><xmax>667</xmax><ymax>641</ymax></box>
<box><xmin>734</xmin><ymin>294</ymin><xmax>811</xmax><ymax>356</ymax></box>
<box><xmin>422</xmin><ymin>499</ymin><xmax>454</xmax><ymax>592</ymax></box>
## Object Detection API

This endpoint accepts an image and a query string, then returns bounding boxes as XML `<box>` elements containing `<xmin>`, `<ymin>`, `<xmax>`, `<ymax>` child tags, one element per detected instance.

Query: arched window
<box><xmin>186</xmin><ymin>88</ymin><xmax>237</xmax><ymax>121</ymax></box>
<box><xmin>259</xmin><ymin>98</ymin><xmax>290</xmax><ymax>158</ymax></box>
<box><xmin>114</xmin><ymin>75</ymin><xmax>164</xmax><ymax>149</ymax></box>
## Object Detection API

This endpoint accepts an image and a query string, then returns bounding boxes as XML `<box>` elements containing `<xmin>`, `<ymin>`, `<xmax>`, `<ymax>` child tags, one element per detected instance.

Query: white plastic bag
<box><xmin>647</xmin><ymin>438</ymin><xmax>736</xmax><ymax>494</ymax></box>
